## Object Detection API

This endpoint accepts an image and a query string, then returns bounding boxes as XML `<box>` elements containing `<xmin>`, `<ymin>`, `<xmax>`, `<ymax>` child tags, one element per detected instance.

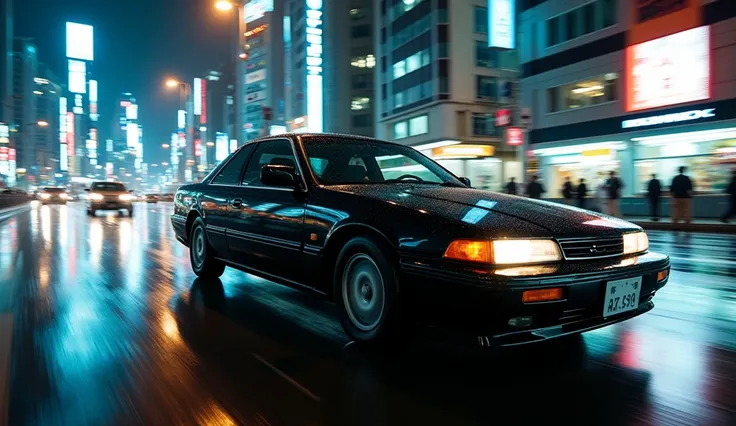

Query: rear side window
<box><xmin>241</xmin><ymin>139</ymin><xmax>300</xmax><ymax>186</ymax></box>
<box><xmin>212</xmin><ymin>144</ymin><xmax>255</xmax><ymax>185</ymax></box>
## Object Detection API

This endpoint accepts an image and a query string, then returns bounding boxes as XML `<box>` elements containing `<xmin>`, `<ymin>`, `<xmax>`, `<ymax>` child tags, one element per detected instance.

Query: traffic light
<box><xmin>262</xmin><ymin>106</ymin><xmax>272</xmax><ymax>121</ymax></box>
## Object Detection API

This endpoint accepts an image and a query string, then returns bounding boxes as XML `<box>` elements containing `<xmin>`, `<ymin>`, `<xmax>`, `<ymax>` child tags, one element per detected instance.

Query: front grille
<box><xmin>558</xmin><ymin>236</ymin><xmax>623</xmax><ymax>260</ymax></box>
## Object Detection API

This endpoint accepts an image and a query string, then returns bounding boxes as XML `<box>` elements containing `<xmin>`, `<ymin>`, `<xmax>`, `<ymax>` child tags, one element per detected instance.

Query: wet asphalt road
<box><xmin>1</xmin><ymin>201</ymin><xmax>735</xmax><ymax>426</ymax></box>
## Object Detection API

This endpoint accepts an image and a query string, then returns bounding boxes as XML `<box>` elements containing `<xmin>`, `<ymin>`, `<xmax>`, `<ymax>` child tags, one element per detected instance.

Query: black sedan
<box><xmin>171</xmin><ymin>134</ymin><xmax>670</xmax><ymax>347</ymax></box>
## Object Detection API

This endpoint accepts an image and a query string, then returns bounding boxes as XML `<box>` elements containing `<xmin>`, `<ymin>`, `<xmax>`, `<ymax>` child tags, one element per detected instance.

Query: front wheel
<box><xmin>189</xmin><ymin>217</ymin><xmax>225</xmax><ymax>278</ymax></box>
<box><xmin>334</xmin><ymin>237</ymin><xmax>405</xmax><ymax>345</ymax></box>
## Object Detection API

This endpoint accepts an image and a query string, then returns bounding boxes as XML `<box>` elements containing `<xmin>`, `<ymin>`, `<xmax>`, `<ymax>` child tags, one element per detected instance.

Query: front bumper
<box><xmin>401</xmin><ymin>252</ymin><xmax>670</xmax><ymax>347</ymax></box>
<box><xmin>90</xmin><ymin>202</ymin><xmax>132</xmax><ymax>210</ymax></box>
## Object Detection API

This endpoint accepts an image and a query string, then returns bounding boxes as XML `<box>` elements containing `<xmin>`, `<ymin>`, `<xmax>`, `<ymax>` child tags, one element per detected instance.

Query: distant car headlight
<box><xmin>89</xmin><ymin>193</ymin><xmax>104</xmax><ymax>201</ymax></box>
<box><xmin>40</xmin><ymin>193</ymin><xmax>51</xmax><ymax>199</ymax></box>
<box><xmin>443</xmin><ymin>239</ymin><xmax>562</xmax><ymax>265</ymax></box>
<box><xmin>119</xmin><ymin>194</ymin><xmax>133</xmax><ymax>201</ymax></box>
<box><xmin>623</xmin><ymin>231</ymin><xmax>649</xmax><ymax>255</ymax></box>
<box><xmin>60</xmin><ymin>193</ymin><xmax>68</xmax><ymax>199</ymax></box>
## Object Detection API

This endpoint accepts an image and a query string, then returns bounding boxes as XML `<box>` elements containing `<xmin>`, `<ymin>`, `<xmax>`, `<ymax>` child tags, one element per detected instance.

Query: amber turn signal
<box><xmin>443</xmin><ymin>240</ymin><xmax>492</xmax><ymax>263</ymax></box>
<box><xmin>522</xmin><ymin>288</ymin><xmax>563</xmax><ymax>303</ymax></box>
<box><xmin>657</xmin><ymin>269</ymin><xmax>669</xmax><ymax>282</ymax></box>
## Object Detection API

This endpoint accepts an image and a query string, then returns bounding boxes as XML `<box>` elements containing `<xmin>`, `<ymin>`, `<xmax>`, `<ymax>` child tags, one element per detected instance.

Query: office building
<box><xmin>34</xmin><ymin>64</ymin><xmax>62</xmax><ymax>183</ymax></box>
<box><xmin>374</xmin><ymin>0</ymin><xmax>522</xmax><ymax>191</ymax></box>
<box><xmin>521</xmin><ymin>0</ymin><xmax>736</xmax><ymax>198</ymax></box>
<box><xmin>11</xmin><ymin>37</ymin><xmax>38</xmax><ymax>179</ymax></box>
<box><xmin>323</xmin><ymin>0</ymin><xmax>375</xmax><ymax>136</ymax></box>
<box><xmin>0</xmin><ymin>0</ymin><xmax>12</xmax><ymax>124</ymax></box>
<box><xmin>111</xmin><ymin>93</ymin><xmax>139</xmax><ymax>182</ymax></box>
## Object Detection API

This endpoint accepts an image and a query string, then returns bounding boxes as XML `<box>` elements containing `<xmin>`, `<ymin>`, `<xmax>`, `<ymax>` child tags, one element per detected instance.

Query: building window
<box><xmin>564</xmin><ymin>8</ymin><xmax>580</xmax><ymax>42</ymax></box>
<box><xmin>394</xmin><ymin>91</ymin><xmax>405</xmax><ymax>108</ymax></box>
<box><xmin>548</xmin><ymin>1</ymin><xmax>617</xmax><ymax>47</ymax></box>
<box><xmin>583</xmin><ymin>3</ymin><xmax>595</xmax><ymax>35</ymax></box>
<box><xmin>393</xmin><ymin>61</ymin><xmax>406</xmax><ymax>79</ymax></box>
<box><xmin>351</xmin><ymin>97</ymin><xmax>371</xmax><ymax>111</ymax></box>
<box><xmin>392</xmin><ymin>14</ymin><xmax>431</xmax><ymax>48</ymax></box>
<box><xmin>352</xmin><ymin>74</ymin><xmax>372</xmax><ymax>89</ymax></box>
<box><xmin>352</xmin><ymin>24</ymin><xmax>371</xmax><ymax>38</ymax></box>
<box><xmin>351</xmin><ymin>55</ymin><xmax>376</xmax><ymax>68</ymax></box>
<box><xmin>474</xmin><ymin>6</ymin><xmax>487</xmax><ymax>33</ymax></box>
<box><xmin>350</xmin><ymin>8</ymin><xmax>365</xmax><ymax>20</ymax></box>
<box><xmin>439</xmin><ymin>77</ymin><xmax>449</xmax><ymax>93</ymax></box>
<box><xmin>394</xmin><ymin>121</ymin><xmax>408</xmax><ymax>139</ymax></box>
<box><xmin>601</xmin><ymin>0</ymin><xmax>616</xmax><ymax>28</ymax></box>
<box><xmin>475</xmin><ymin>41</ymin><xmax>498</xmax><ymax>68</ymax></box>
<box><xmin>409</xmin><ymin>115</ymin><xmax>428</xmax><ymax>136</ymax></box>
<box><xmin>352</xmin><ymin>114</ymin><xmax>371</xmax><ymax>128</ymax></box>
<box><xmin>547</xmin><ymin>87</ymin><xmax>559</xmax><ymax>113</ymax></box>
<box><xmin>438</xmin><ymin>5</ymin><xmax>448</xmax><ymax>23</ymax></box>
<box><xmin>476</xmin><ymin>76</ymin><xmax>497</xmax><ymax>100</ymax></box>
<box><xmin>547</xmin><ymin>16</ymin><xmax>559</xmax><ymax>46</ymax></box>
<box><xmin>439</xmin><ymin>42</ymin><xmax>448</xmax><ymax>58</ymax></box>
<box><xmin>547</xmin><ymin>73</ymin><xmax>618</xmax><ymax>113</ymax></box>
<box><xmin>472</xmin><ymin>114</ymin><xmax>496</xmax><ymax>136</ymax></box>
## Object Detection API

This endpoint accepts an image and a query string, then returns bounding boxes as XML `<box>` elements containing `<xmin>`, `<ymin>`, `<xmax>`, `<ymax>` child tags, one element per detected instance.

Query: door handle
<box><xmin>230</xmin><ymin>198</ymin><xmax>243</xmax><ymax>208</ymax></box>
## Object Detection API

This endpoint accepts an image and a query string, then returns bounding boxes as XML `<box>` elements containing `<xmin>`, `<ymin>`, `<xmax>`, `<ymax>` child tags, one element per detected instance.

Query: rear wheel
<box><xmin>334</xmin><ymin>237</ymin><xmax>405</xmax><ymax>345</ymax></box>
<box><xmin>189</xmin><ymin>217</ymin><xmax>226</xmax><ymax>278</ymax></box>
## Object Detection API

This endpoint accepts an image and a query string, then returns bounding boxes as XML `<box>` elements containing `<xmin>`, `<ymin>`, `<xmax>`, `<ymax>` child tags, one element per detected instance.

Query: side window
<box><xmin>242</xmin><ymin>139</ymin><xmax>299</xmax><ymax>186</ymax></box>
<box><xmin>211</xmin><ymin>144</ymin><xmax>255</xmax><ymax>185</ymax></box>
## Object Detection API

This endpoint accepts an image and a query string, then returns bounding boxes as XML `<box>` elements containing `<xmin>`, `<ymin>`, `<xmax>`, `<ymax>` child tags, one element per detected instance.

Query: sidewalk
<box><xmin>0</xmin><ymin>202</ymin><xmax>30</xmax><ymax>224</ymax></box>
<box><xmin>625</xmin><ymin>216</ymin><xmax>736</xmax><ymax>234</ymax></box>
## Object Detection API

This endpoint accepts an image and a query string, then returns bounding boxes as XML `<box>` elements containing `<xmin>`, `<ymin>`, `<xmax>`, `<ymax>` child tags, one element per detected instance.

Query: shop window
<box><xmin>474</xmin><ymin>6</ymin><xmax>487</xmax><ymax>33</ymax></box>
<box><xmin>475</xmin><ymin>41</ymin><xmax>497</xmax><ymax>68</ymax></box>
<box><xmin>472</xmin><ymin>113</ymin><xmax>496</xmax><ymax>136</ymax></box>
<box><xmin>476</xmin><ymin>76</ymin><xmax>497</xmax><ymax>100</ymax></box>
<box><xmin>394</xmin><ymin>121</ymin><xmax>408</xmax><ymax>139</ymax></box>
<box><xmin>560</xmin><ymin>73</ymin><xmax>618</xmax><ymax>110</ymax></box>
<box><xmin>409</xmin><ymin>115</ymin><xmax>429</xmax><ymax>136</ymax></box>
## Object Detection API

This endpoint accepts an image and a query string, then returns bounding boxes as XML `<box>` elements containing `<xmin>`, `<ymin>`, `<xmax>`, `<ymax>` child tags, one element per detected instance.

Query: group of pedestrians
<box><xmin>501</xmin><ymin>167</ymin><xmax>736</xmax><ymax>224</ymax></box>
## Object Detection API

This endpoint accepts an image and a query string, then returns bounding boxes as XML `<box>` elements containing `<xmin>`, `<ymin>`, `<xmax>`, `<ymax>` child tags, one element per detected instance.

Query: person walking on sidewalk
<box><xmin>561</xmin><ymin>177</ymin><xmax>574</xmax><ymax>205</ymax></box>
<box><xmin>606</xmin><ymin>171</ymin><xmax>624</xmax><ymax>217</ymax></box>
<box><xmin>647</xmin><ymin>174</ymin><xmax>662</xmax><ymax>221</ymax></box>
<box><xmin>526</xmin><ymin>175</ymin><xmax>546</xmax><ymax>199</ymax></box>
<box><xmin>671</xmin><ymin>166</ymin><xmax>694</xmax><ymax>225</ymax></box>
<box><xmin>505</xmin><ymin>177</ymin><xmax>518</xmax><ymax>195</ymax></box>
<box><xmin>577</xmin><ymin>178</ymin><xmax>588</xmax><ymax>209</ymax></box>
<box><xmin>721</xmin><ymin>169</ymin><xmax>736</xmax><ymax>223</ymax></box>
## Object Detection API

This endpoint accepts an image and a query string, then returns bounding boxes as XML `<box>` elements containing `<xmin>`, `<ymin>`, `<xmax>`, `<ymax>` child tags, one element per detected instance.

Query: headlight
<box><xmin>89</xmin><ymin>193</ymin><xmax>104</xmax><ymax>201</ymax></box>
<box><xmin>623</xmin><ymin>232</ymin><xmax>649</xmax><ymax>255</ymax></box>
<box><xmin>60</xmin><ymin>193</ymin><xmax>68</xmax><ymax>199</ymax></box>
<box><xmin>491</xmin><ymin>239</ymin><xmax>563</xmax><ymax>265</ymax></box>
<box><xmin>443</xmin><ymin>239</ymin><xmax>562</xmax><ymax>265</ymax></box>
<box><xmin>119</xmin><ymin>194</ymin><xmax>133</xmax><ymax>201</ymax></box>
<box><xmin>40</xmin><ymin>193</ymin><xmax>51</xmax><ymax>199</ymax></box>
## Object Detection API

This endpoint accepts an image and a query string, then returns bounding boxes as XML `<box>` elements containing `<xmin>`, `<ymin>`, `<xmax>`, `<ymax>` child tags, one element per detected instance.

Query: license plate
<box><xmin>603</xmin><ymin>277</ymin><xmax>642</xmax><ymax>317</ymax></box>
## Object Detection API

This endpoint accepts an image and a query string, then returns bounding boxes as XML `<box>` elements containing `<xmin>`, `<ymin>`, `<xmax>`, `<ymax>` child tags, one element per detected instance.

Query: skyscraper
<box><xmin>34</xmin><ymin>64</ymin><xmax>62</xmax><ymax>183</ymax></box>
<box><xmin>11</xmin><ymin>37</ymin><xmax>38</xmax><ymax>180</ymax></box>
<box><xmin>0</xmin><ymin>0</ymin><xmax>12</xmax><ymax>124</ymax></box>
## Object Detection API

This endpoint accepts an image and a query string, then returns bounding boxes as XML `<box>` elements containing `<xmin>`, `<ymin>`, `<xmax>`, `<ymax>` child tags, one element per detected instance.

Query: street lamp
<box><xmin>162</xmin><ymin>143</ymin><xmax>170</xmax><ymax>149</ymax></box>
<box><xmin>215</xmin><ymin>0</ymin><xmax>234</xmax><ymax>11</ymax></box>
<box><xmin>206</xmin><ymin>141</ymin><xmax>215</xmax><ymax>147</ymax></box>
<box><xmin>37</xmin><ymin>120</ymin><xmax>49</xmax><ymax>127</ymax></box>
<box><xmin>165</xmin><ymin>79</ymin><xmax>180</xmax><ymax>88</ymax></box>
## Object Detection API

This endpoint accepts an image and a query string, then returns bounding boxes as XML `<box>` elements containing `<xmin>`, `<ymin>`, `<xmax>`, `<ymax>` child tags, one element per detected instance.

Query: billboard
<box><xmin>488</xmin><ymin>0</ymin><xmax>514</xmax><ymax>49</ymax></box>
<box><xmin>126</xmin><ymin>105</ymin><xmax>138</xmax><ymax>120</ymax></box>
<box><xmin>306</xmin><ymin>0</ymin><xmax>324</xmax><ymax>132</ymax></box>
<box><xmin>246</xmin><ymin>69</ymin><xmax>267</xmax><ymax>84</ymax></box>
<box><xmin>194</xmin><ymin>78</ymin><xmax>202</xmax><ymax>116</ymax></box>
<box><xmin>245</xmin><ymin>0</ymin><xmax>274</xmax><ymax>23</ymax></box>
<box><xmin>66</xmin><ymin>22</ymin><xmax>94</xmax><ymax>61</ymax></box>
<box><xmin>68</xmin><ymin>60</ymin><xmax>87</xmax><ymax>94</ymax></box>
<box><xmin>629</xmin><ymin>0</ymin><xmax>700</xmax><ymax>46</ymax></box>
<box><xmin>625</xmin><ymin>26</ymin><xmax>710</xmax><ymax>112</ymax></box>
<box><xmin>127</xmin><ymin>123</ymin><xmax>139</xmax><ymax>149</ymax></box>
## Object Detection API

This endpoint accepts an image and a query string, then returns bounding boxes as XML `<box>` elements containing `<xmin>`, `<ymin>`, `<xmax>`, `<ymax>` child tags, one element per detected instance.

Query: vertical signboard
<box><xmin>177</xmin><ymin>110</ymin><xmax>186</xmax><ymax>129</ymax></box>
<box><xmin>89</xmin><ymin>80</ymin><xmax>98</xmax><ymax>121</ymax></box>
<box><xmin>201</xmin><ymin>80</ymin><xmax>207</xmax><ymax>124</ymax></box>
<box><xmin>488</xmin><ymin>0</ymin><xmax>515</xmax><ymax>49</ymax></box>
<box><xmin>306</xmin><ymin>0</ymin><xmax>324</xmax><ymax>132</ymax></box>
<box><xmin>216</xmin><ymin>133</ymin><xmax>229</xmax><ymax>162</ymax></box>
<box><xmin>193</xmin><ymin>78</ymin><xmax>202</xmax><ymax>116</ymax></box>
<box><xmin>506</xmin><ymin>127</ymin><xmax>523</xmax><ymax>146</ymax></box>
<box><xmin>66</xmin><ymin>22</ymin><xmax>94</xmax><ymax>61</ymax></box>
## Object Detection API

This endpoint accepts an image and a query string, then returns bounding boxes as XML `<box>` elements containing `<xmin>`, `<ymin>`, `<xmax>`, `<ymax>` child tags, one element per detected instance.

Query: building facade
<box><xmin>374</xmin><ymin>0</ymin><xmax>522</xmax><ymax>191</ymax></box>
<box><xmin>521</xmin><ymin>0</ymin><xmax>736</xmax><ymax>197</ymax></box>
<box><xmin>0</xmin><ymin>0</ymin><xmax>12</xmax><ymax>124</ymax></box>
<box><xmin>11</xmin><ymin>37</ymin><xmax>38</xmax><ymax>183</ymax></box>
<box><xmin>33</xmin><ymin>64</ymin><xmax>62</xmax><ymax>183</ymax></box>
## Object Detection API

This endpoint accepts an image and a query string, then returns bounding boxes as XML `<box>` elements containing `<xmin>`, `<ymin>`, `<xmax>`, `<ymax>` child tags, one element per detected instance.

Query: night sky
<box><xmin>15</xmin><ymin>0</ymin><xmax>236</xmax><ymax>165</ymax></box>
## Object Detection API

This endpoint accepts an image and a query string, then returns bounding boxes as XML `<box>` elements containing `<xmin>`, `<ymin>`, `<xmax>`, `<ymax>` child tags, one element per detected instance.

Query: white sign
<box><xmin>246</xmin><ymin>69</ymin><xmax>267</xmax><ymax>84</ymax></box>
<box><xmin>193</xmin><ymin>78</ymin><xmax>202</xmax><ymax>116</ymax></box>
<box><xmin>488</xmin><ymin>0</ymin><xmax>515</xmax><ymax>49</ymax></box>
<box><xmin>245</xmin><ymin>0</ymin><xmax>274</xmax><ymax>23</ymax></box>
<box><xmin>177</xmin><ymin>110</ymin><xmax>186</xmax><ymax>129</ymax></box>
<box><xmin>306</xmin><ymin>0</ymin><xmax>324</xmax><ymax>132</ymax></box>
<box><xmin>246</xmin><ymin>90</ymin><xmax>267</xmax><ymax>103</ymax></box>
<box><xmin>68</xmin><ymin>60</ymin><xmax>86</xmax><ymax>94</ymax></box>
<box><xmin>216</xmin><ymin>133</ymin><xmax>229</xmax><ymax>162</ymax></box>
<box><xmin>126</xmin><ymin>105</ymin><xmax>138</xmax><ymax>120</ymax></box>
<box><xmin>621</xmin><ymin>108</ymin><xmax>715</xmax><ymax>129</ymax></box>
<box><xmin>66</xmin><ymin>22</ymin><xmax>94</xmax><ymax>61</ymax></box>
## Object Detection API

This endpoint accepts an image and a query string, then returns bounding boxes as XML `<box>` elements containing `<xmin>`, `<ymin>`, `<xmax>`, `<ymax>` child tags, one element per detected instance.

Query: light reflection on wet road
<box><xmin>1</xmin><ymin>202</ymin><xmax>735</xmax><ymax>425</ymax></box>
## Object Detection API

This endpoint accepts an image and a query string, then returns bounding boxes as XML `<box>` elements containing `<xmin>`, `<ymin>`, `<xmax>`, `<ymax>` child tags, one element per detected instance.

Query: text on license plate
<box><xmin>603</xmin><ymin>276</ymin><xmax>642</xmax><ymax>317</ymax></box>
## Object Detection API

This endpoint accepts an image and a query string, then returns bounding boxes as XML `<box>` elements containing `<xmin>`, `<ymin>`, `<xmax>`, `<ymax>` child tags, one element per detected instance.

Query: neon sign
<box><xmin>306</xmin><ymin>0</ymin><xmax>323</xmax><ymax>132</ymax></box>
<box><xmin>621</xmin><ymin>108</ymin><xmax>715</xmax><ymax>129</ymax></box>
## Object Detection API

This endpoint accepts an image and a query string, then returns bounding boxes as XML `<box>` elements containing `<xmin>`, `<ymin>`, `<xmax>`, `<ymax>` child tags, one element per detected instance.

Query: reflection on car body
<box><xmin>170</xmin><ymin>133</ymin><xmax>670</xmax><ymax>347</ymax></box>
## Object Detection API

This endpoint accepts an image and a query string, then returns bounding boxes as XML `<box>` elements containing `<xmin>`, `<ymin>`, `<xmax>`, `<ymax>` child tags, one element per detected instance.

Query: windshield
<box><xmin>43</xmin><ymin>187</ymin><xmax>66</xmax><ymax>193</ymax></box>
<box><xmin>91</xmin><ymin>182</ymin><xmax>126</xmax><ymax>191</ymax></box>
<box><xmin>302</xmin><ymin>137</ymin><xmax>462</xmax><ymax>186</ymax></box>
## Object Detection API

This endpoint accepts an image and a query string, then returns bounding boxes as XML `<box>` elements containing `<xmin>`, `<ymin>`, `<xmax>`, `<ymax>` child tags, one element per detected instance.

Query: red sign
<box><xmin>495</xmin><ymin>109</ymin><xmax>511</xmax><ymax>126</ymax></box>
<box><xmin>66</xmin><ymin>112</ymin><xmax>75</xmax><ymax>156</ymax></box>
<box><xmin>0</xmin><ymin>147</ymin><xmax>7</xmax><ymax>161</ymax></box>
<box><xmin>201</xmin><ymin>80</ymin><xmax>207</xmax><ymax>124</ymax></box>
<box><xmin>506</xmin><ymin>127</ymin><xmax>523</xmax><ymax>146</ymax></box>
<box><xmin>8</xmin><ymin>148</ymin><xmax>15</xmax><ymax>161</ymax></box>
<box><xmin>120</xmin><ymin>101</ymin><xmax>131</xmax><ymax>107</ymax></box>
<box><xmin>178</xmin><ymin>132</ymin><xmax>186</xmax><ymax>148</ymax></box>
<box><xmin>194</xmin><ymin>139</ymin><xmax>202</xmax><ymax>157</ymax></box>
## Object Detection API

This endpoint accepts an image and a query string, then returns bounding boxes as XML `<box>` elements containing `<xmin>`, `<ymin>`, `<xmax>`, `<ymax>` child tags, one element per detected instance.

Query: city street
<box><xmin>1</xmin><ymin>201</ymin><xmax>735</xmax><ymax>426</ymax></box>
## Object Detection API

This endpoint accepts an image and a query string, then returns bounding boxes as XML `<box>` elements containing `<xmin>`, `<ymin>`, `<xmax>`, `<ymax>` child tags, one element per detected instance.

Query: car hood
<box><xmin>334</xmin><ymin>184</ymin><xmax>639</xmax><ymax>237</ymax></box>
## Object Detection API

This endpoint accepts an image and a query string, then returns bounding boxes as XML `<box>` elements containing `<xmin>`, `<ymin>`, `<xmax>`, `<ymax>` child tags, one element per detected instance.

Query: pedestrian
<box><xmin>561</xmin><ymin>176</ymin><xmax>574</xmax><ymax>205</ymax></box>
<box><xmin>647</xmin><ymin>173</ymin><xmax>662</xmax><ymax>221</ymax></box>
<box><xmin>721</xmin><ymin>169</ymin><xmax>736</xmax><ymax>223</ymax></box>
<box><xmin>595</xmin><ymin>175</ymin><xmax>608</xmax><ymax>213</ymax></box>
<box><xmin>526</xmin><ymin>175</ymin><xmax>546</xmax><ymax>199</ymax></box>
<box><xmin>505</xmin><ymin>177</ymin><xmax>517</xmax><ymax>195</ymax></box>
<box><xmin>577</xmin><ymin>178</ymin><xmax>588</xmax><ymax>209</ymax></box>
<box><xmin>670</xmin><ymin>166</ymin><xmax>694</xmax><ymax>225</ymax></box>
<box><xmin>606</xmin><ymin>171</ymin><xmax>624</xmax><ymax>217</ymax></box>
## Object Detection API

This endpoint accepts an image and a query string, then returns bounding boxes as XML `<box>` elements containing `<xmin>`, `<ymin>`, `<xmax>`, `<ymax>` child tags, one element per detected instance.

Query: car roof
<box><xmin>240</xmin><ymin>132</ymin><xmax>405</xmax><ymax>149</ymax></box>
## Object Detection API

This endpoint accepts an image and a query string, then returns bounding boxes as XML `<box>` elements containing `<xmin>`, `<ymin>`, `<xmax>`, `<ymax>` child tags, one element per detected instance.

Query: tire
<box><xmin>189</xmin><ymin>217</ymin><xmax>226</xmax><ymax>278</ymax></box>
<box><xmin>334</xmin><ymin>236</ymin><xmax>404</xmax><ymax>345</ymax></box>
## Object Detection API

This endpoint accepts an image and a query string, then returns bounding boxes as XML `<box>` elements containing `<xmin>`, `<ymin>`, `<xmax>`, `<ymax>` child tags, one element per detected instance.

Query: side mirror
<box><xmin>261</xmin><ymin>164</ymin><xmax>296</xmax><ymax>187</ymax></box>
<box><xmin>459</xmin><ymin>177</ymin><xmax>472</xmax><ymax>187</ymax></box>
<box><xmin>84</xmin><ymin>188</ymin><xmax>90</xmax><ymax>192</ymax></box>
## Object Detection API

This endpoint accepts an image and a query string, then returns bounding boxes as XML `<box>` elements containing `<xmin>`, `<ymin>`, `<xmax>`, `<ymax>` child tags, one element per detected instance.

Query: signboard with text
<box><xmin>488</xmin><ymin>0</ymin><xmax>514</xmax><ymax>49</ymax></box>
